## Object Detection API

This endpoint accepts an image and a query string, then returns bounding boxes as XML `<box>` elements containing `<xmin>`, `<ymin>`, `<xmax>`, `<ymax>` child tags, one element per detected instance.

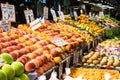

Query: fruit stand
<box><xmin>0</xmin><ymin>4</ymin><xmax>120</xmax><ymax>80</ymax></box>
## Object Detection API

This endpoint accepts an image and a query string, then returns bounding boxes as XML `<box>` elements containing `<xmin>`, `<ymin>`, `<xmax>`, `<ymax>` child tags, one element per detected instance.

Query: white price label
<box><xmin>99</xmin><ymin>11</ymin><xmax>104</xmax><ymax>18</ymax></box>
<box><xmin>31</xmin><ymin>22</ymin><xmax>42</xmax><ymax>31</ymax></box>
<box><xmin>38</xmin><ymin>75</ymin><xmax>46</xmax><ymax>80</ymax></box>
<box><xmin>44</xmin><ymin>6</ymin><xmax>48</xmax><ymax>19</ymax></box>
<box><xmin>58</xmin><ymin>11</ymin><xmax>65</xmax><ymax>21</ymax></box>
<box><xmin>51</xmin><ymin>38</ymin><xmax>68</xmax><ymax>47</ymax></box>
<box><xmin>51</xmin><ymin>9</ymin><xmax>57</xmax><ymax>22</ymax></box>
<box><xmin>73</xmin><ymin>11</ymin><xmax>78</xmax><ymax>20</ymax></box>
<box><xmin>80</xmin><ymin>9</ymin><xmax>83</xmax><ymax>14</ymax></box>
<box><xmin>24</xmin><ymin>9</ymin><xmax>35</xmax><ymax>23</ymax></box>
<box><xmin>0</xmin><ymin>21</ymin><xmax>10</xmax><ymax>32</ymax></box>
<box><xmin>1</xmin><ymin>3</ymin><xmax>16</xmax><ymax>22</ymax></box>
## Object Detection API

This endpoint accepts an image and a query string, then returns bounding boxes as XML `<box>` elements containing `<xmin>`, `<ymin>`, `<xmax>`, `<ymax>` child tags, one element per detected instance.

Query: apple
<box><xmin>2</xmin><ymin>64</ymin><xmax>15</xmax><ymax>80</ymax></box>
<box><xmin>0</xmin><ymin>70</ymin><xmax>7</xmax><ymax>80</ymax></box>
<box><xmin>19</xmin><ymin>73</ymin><xmax>30</xmax><ymax>80</ymax></box>
<box><xmin>13</xmin><ymin>77</ymin><xmax>21</xmax><ymax>80</ymax></box>
<box><xmin>11</xmin><ymin>62</ymin><xmax>24</xmax><ymax>76</ymax></box>
<box><xmin>0</xmin><ymin>53</ymin><xmax>14</xmax><ymax>64</ymax></box>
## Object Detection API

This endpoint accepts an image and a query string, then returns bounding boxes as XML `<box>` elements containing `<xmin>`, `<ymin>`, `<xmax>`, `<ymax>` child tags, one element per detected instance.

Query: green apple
<box><xmin>11</xmin><ymin>62</ymin><xmax>24</xmax><ymax>76</ymax></box>
<box><xmin>0</xmin><ymin>53</ymin><xmax>14</xmax><ymax>64</ymax></box>
<box><xmin>19</xmin><ymin>73</ymin><xmax>30</xmax><ymax>80</ymax></box>
<box><xmin>0</xmin><ymin>70</ymin><xmax>7</xmax><ymax>80</ymax></box>
<box><xmin>13</xmin><ymin>77</ymin><xmax>21</xmax><ymax>80</ymax></box>
<box><xmin>2</xmin><ymin>64</ymin><xmax>15</xmax><ymax>80</ymax></box>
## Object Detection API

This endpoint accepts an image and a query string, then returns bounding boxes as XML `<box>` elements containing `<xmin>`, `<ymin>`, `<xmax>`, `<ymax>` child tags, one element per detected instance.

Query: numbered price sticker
<box><xmin>1</xmin><ymin>3</ymin><xmax>16</xmax><ymax>22</ymax></box>
<box><xmin>51</xmin><ymin>38</ymin><xmax>68</xmax><ymax>47</ymax></box>
<box><xmin>50</xmin><ymin>9</ymin><xmax>57</xmax><ymax>22</ymax></box>
<box><xmin>58</xmin><ymin>11</ymin><xmax>65</xmax><ymax>21</ymax></box>
<box><xmin>24</xmin><ymin>9</ymin><xmax>35</xmax><ymax>23</ymax></box>
<box><xmin>0</xmin><ymin>21</ymin><xmax>10</xmax><ymax>32</ymax></box>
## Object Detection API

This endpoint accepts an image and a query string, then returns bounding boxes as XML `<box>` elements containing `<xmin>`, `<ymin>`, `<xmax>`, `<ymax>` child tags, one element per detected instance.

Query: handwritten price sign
<box><xmin>24</xmin><ymin>9</ymin><xmax>34</xmax><ymax>23</ymax></box>
<box><xmin>1</xmin><ymin>3</ymin><xmax>16</xmax><ymax>22</ymax></box>
<box><xmin>0</xmin><ymin>21</ymin><xmax>10</xmax><ymax>32</ymax></box>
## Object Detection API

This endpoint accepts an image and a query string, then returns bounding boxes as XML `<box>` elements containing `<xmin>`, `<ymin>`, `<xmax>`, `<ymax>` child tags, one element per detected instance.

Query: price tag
<box><xmin>80</xmin><ymin>9</ymin><xmax>83</xmax><ymax>14</ymax></box>
<box><xmin>44</xmin><ymin>6</ymin><xmax>48</xmax><ymax>19</ymax></box>
<box><xmin>51</xmin><ymin>38</ymin><xmax>68</xmax><ymax>47</ymax></box>
<box><xmin>73</xmin><ymin>11</ymin><xmax>78</xmax><ymax>20</ymax></box>
<box><xmin>58</xmin><ymin>11</ymin><xmax>65</xmax><ymax>21</ymax></box>
<box><xmin>30</xmin><ymin>18</ymin><xmax>40</xmax><ymax>27</ymax></box>
<box><xmin>59</xmin><ymin>62</ymin><xmax>63</xmax><ymax>79</ymax></box>
<box><xmin>31</xmin><ymin>22</ymin><xmax>42</xmax><ymax>31</ymax></box>
<box><xmin>99</xmin><ymin>11</ymin><xmax>104</xmax><ymax>18</ymax></box>
<box><xmin>65</xmin><ymin>68</ymin><xmax>71</xmax><ymax>75</ymax></box>
<box><xmin>1</xmin><ymin>3</ymin><xmax>15</xmax><ymax>22</ymax></box>
<box><xmin>24</xmin><ymin>9</ymin><xmax>35</xmax><ymax>23</ymax></box>
<box><xmin>38</xmin><ymin>75</ymin><xmax>46</xmax><ymax>80</ymax></box>
<box><xmin>0</xmin><ymin>21</ymin><xmax>10</xmax><ymax>32</ymax></box>
<box><xmin>50</xmin><ymin>9</ymin><xmax>57</xmax><ymax>22</ymax></box>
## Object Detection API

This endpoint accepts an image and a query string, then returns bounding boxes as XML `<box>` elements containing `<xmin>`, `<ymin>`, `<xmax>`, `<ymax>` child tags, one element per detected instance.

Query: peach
<box><xmin>25</xmin><ymin>61</ymin><xmax>36</xmax><ymax>72</ymax></box>
<box><xmin>36</xmin><ymin>67</ymin><xmax>44</xmax><ymax>76</ymax></box>
<box><xmin>27</xmin><ymin>52</ymin><xmax>38</xmax><ymax>59</ymax></box>
<box><xmin>43</xmin><ymin>50</ymin><xmax>49</xmax><ymax>54</ymax></box>
<box><xmin>29</xmin><ymin>38</ymin><xmax>37</xmax><ymax>44</ymax></box>
<box><xmin>35</xmin><ymin>56</ymin><xmax>43</xmax><ymax>66</ymax></box>
<box><xmin>46</xmin><ymin>44</ymin><xmax>56</xmax><ymax>50</ymax></box>
<box><xmin>10</xmin><ymin>40</ymin><xmax>18</xmax><ymax>45</ymax></box>
<box><xmin>10</xmin><ymin>51</ymin><xmax>19</xmax><ymax>60</ymax></box>
<box><xmin>40</xmin><ymin>55</ymin><xmax>47</xmax><ymax>63</ymax></box>
<box><xmin>35</xmin><ymin>48</ymin><xmax>43</xmax><ymax>56</ymax></box>
<box><xmin>50</xmin><ymin>48</ymin><xmax>58</xmax><ymax>57</ymax></box>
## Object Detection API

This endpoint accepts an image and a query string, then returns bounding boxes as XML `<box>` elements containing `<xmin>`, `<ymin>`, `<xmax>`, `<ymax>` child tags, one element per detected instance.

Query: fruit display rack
<box><xmin>0</xmin><ymin>15</ymin><xmax>118</xmax><ymax>80</ymax></box>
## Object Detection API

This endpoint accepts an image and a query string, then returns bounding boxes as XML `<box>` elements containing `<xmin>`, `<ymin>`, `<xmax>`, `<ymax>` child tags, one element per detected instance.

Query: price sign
<box><xmin>73</xmin><ymin>11</ymin><xmax>78</xmax><ymax>20</ymax></box>
<box><xmin>44</xmin><ymin>6</ymin><xmax>48</xmax><ymax>19</ymax></box>
<box><xmin>24</xmin><ymin>9</ymin><xmax>34</xmax><ymax>23</ymax></box>
<box><xmin>50</xmin><ymin>9</ymin><xmax>57</xmax><ymax>22</ymax></box>
<box><xmin>1</xmin><ymin>3</ymin><xmax>15</xmax><ymax>22</ymax></box>
<box><xmin>0</xmin><ymin>21</ymin><xmax>10</xmax><ymax>32</ymax></box>
<box><xmin>58</xmin><ymin>11</ymin><xmax>65</xmax><ymax>21</ymax></box>
<box><xmin>51</xmin><ymin>38</ymin><xmax>68</xmax><ymax>47</ymax></box>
